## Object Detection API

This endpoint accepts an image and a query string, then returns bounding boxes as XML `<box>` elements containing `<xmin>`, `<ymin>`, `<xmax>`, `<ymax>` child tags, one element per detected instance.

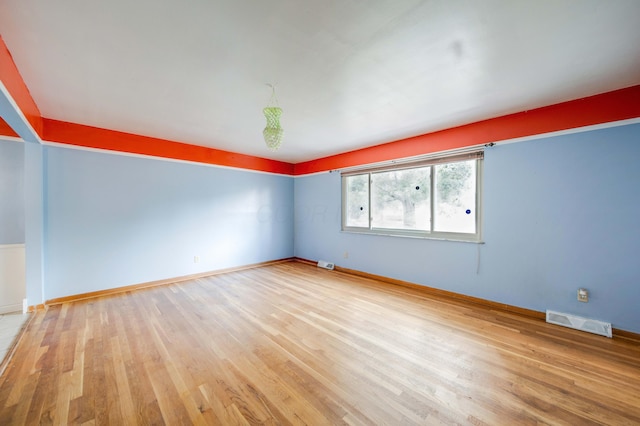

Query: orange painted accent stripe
<box><xmin>3</xmin><ymin>26</ymin><xmax>638</xmax><ymax>177</ymax></box>
<box><xmin>0</xmin><ymin>117</ymin><xmax>19</xmax><ymax>138</ymax></box>
<box><xmin>293</xmin><ymin>85</ymin><xmax>640</xmax><ymax>175</ymax></box>
<box><xmin>42</xmin><ymin>118</ymin><xmax>295</xmax><ymax>175</ymax></box>
<box><xmin>0</xmin><ymin>36</ymin><xmax>43</xmax><ymax>137</ymax></box>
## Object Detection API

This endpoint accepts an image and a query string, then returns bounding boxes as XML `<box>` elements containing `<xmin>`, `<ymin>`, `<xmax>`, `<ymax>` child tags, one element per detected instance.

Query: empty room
<box><xmin>1</xmin><ymin>1</ymin><xmax>639</xmax><ymax>424</ymax></box>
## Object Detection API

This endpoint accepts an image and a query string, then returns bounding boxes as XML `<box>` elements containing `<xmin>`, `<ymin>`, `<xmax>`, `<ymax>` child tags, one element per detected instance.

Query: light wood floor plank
<box><xmin>0</xmin><ymin>261</ymin><xmax>639</xmax><ymax>425</ymax></box>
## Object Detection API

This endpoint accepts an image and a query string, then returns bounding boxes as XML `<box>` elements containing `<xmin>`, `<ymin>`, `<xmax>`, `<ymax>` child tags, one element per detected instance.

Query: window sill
<box><xmin>340</xmin><ymin>229</ymin><xmax>484</xmax><ymax>244</ymax></box>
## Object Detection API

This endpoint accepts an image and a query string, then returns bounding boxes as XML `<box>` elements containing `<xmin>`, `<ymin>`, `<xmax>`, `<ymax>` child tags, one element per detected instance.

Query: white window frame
<box><xmin>341</xmin><ymin>150</ymin><xmax>484</xmax><ymax>242</ymax></box>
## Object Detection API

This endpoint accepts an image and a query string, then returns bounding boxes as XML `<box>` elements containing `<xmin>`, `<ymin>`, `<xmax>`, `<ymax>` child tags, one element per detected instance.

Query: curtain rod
<box><xmin>336</xmin><ymin>143</ymin><xmax>493</xmax><ymax>174</ymax></box>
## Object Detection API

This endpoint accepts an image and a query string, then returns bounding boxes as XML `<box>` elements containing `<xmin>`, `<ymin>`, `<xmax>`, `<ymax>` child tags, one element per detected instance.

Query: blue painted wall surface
<box><xmin>24</xmin><ymin>142</ymin><xmax>45</xmax><ymax>306</ymax></box>
<box><xmin>294</xmin><ymin>123</ymin><xmax>640</xmax><ymax>333</ymax></box>
<box><xmin>44</xmin><ymin>146</ymin><xmax>294</xmax><ymax>299</ymax></box>
<box><xmin>0</xmin><ymin>139</ymin><xmax>24</xmax><ymax>244</ymax></box>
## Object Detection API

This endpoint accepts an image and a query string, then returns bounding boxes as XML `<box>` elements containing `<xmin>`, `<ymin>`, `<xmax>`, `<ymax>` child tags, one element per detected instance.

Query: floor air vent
<box><xmin>317</xmin><ymin>260</ymin><xmax>335</xmax><ymax>270</ymax></box>
<box><xmin>546</xmin><ymin>310</ymin><xmax>612</xmax><ymax>338</ymax></box>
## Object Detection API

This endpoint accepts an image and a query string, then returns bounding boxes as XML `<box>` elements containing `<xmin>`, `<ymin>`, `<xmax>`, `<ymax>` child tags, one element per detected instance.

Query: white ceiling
<box><xmin>1</xmin><ymin>0</ymin><xmax>639</xmax><ymax>163</ymax></box>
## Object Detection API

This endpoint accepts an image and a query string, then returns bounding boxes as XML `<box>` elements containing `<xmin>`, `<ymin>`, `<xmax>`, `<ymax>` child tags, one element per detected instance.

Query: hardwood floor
<box><xmin>1</xmin><ymin>261</ymin><xmax>638</xmax><ymax>425</ymax></box>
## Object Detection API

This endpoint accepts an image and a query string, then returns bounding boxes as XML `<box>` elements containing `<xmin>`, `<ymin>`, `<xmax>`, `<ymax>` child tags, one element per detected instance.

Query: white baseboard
<box><xmin>0</xmin><ymin>303</ymin><xmax>23</xmax><ymax>315</ymax></box>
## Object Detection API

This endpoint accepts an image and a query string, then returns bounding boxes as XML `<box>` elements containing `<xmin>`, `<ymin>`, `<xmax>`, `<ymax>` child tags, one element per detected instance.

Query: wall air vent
<box><xmin>317</xmin><ymin>260</ymin><xmax>335</xmax><ymax>270</ymax></box>
<box><xmin>546</xmin><ymin>310</ymin><xmax>612</xmax><ymax>338</ymax></box>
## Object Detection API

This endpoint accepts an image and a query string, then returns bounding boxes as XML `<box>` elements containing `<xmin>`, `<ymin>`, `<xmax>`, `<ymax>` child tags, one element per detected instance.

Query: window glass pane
<box><xmin>344</xmin><ymin>174</ymin><xmax>369</xmax><ymax>227</ymax></box>
<box><xmin>434</xmin><ymin>160</ymin><xmax>476</xmax><ymax>233</ymax></box>
<box><xmin>371</xmin><ymin>167</ymin><xmax>430</xmax><ymax>231</ymax></box>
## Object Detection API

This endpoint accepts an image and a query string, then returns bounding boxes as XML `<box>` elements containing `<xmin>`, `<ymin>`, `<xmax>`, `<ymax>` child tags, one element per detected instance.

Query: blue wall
<box><xmin>0</xmin><ymin>139</ymin><xmax>24</xmax><ymax>244</ymax></box>
<box><xmin>294</xmin><ymin>123</ymin><xmax>640</xmax><ymax>333</ymax></box>
<box><xmin>44</xmin><ymin>146</ymin><xmax>294</xmax><ymax>299</ymax></box>
<box><xmin>7</xmin><ymin>122</ymin><xmax>640</xmax><ymax>333</ymax></box>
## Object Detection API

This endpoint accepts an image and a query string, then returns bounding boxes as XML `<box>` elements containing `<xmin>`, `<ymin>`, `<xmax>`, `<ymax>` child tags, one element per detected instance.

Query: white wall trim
<box><xmin>0</xmin><ymin>303</ymin><xmax>23</xmax><ymax>315</ymax></box>
<box><xmin>487</xmin><ymin>117</ymin><xmax>640</xmax><ymax>148</ymax></box>
<box><xmin>293</xmin><ymin>118</ymin><xmax>640</xmax><ymax>176</ymax></box>
<box><xmin>0</xmin><ymin>136</ymin><xmax>25</xmax><ymax>144</ymax></box>
<box><xmin>5</xmin><ymin>106</ymin><xmax>637</xmax><ymax>179</ymax></box>
<box><xmin>0</xmin><ymin>243</ymin><xmax>25</xmax><ymax>249</ymax></box>
<box><xmin>42</xmin><ymin>140</ymin><xmax>295</xmax><ymax>177</ymax></box>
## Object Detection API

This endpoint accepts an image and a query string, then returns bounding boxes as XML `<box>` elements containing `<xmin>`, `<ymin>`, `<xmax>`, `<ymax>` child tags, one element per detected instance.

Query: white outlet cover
<box><xmin>577</xmin><ymin>288</ymin><xmax>589</xmax><ymax>302</ymax></box>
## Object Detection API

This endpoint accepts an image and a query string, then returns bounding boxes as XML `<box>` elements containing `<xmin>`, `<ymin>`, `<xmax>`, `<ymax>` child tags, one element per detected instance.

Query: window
<box><xmin>342</xmin><ymin>151</ymin><xmax>482</xmax><ymax>241</ymax></box>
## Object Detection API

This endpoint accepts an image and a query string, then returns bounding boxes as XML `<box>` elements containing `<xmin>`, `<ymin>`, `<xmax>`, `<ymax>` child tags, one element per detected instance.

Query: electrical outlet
<box><xmin>194</xmin><ymin>256</ymin><xmax>200</xmax><ymax>263</ymax></box>
<box><xmin>577</xmin><ymin>288</ymin><xmax>589</xmax><ymax>302</ymax></box>
<box><xmin>343</xmin><ymin>251</ymin><xmax>349</xmax><ymax>259</ymax></box>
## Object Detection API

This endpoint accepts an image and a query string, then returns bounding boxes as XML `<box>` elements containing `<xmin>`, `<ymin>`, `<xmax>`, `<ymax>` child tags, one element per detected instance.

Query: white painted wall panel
<box><xmin>0</xmin><ymin>244</ymin><xmax>25</xmax><ymax>314</ymax></box>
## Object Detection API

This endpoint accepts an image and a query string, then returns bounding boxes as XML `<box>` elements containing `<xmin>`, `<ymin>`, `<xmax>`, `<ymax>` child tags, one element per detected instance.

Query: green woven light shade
<box><xmin>263</xmin><ymin>106</ymin><xmax>283</xmax><ymax>151</ymax></box>
<box><xmin>263</xmin><ymin>84</ymin><xmax>283</xmax><ymax>151</ymax></box>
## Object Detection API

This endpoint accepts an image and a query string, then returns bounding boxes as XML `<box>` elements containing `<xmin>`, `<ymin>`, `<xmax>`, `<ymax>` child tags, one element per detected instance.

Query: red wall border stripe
<box><xmin>0</xmin><ymin>36</ymin><xmax>43</xmax><ymax>137</ymax></box>
<box><xmin>20</xmin><ymin>85</ymin><xmax>640</xmax><ymax>176</ymax></box>
<box><xmin>293</xmin><ymin>85</ymin><xmax>640</xmax><ymax>175</ymax></box>
<box><xmin>0</xmin><ymin>117</ymin><xmax>19</xmax><ymax>138</ymax></box>
<box><xmin>42</xmin><ymin>118</ymin><xmax>295</xmax><ymax>175</ymax></box>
